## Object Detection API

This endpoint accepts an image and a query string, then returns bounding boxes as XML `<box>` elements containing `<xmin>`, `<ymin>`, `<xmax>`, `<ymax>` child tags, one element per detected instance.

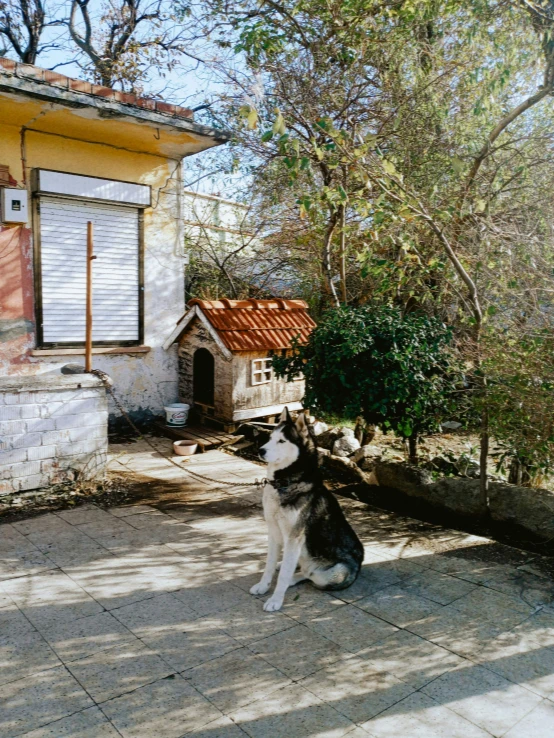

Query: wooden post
<box><xmin>85</xmin><ymin>221</ymin><xmax>94</xmax><ymax>372</ymax></box>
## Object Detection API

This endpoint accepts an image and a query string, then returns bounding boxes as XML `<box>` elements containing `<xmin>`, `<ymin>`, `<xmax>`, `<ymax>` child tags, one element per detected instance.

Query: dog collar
<box><xmin>271</xmin><ymin>476</ymin><xmax>294</xmax><ymax>492</ymax></box>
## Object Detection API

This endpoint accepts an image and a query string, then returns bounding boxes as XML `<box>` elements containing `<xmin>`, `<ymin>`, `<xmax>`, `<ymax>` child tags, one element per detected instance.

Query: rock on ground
<box><xmin>311</xmin><ymin>421</ymin><xmax>329</xmax><ymax>436</ymax></box>
<box><xmin>351</xmin><ymin>445</ymin><xmax>382</xmax><ymax>471</ymax></box>
<box><xmin>332</xmin><ymin>435</ymin><xmax>361</xmax><ymax>457</ymax></box>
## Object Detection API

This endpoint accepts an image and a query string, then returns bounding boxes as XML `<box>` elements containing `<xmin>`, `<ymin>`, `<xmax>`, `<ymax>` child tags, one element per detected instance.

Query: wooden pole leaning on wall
<box><xmin>85</xmin><ymin>221</ymin><xmax>95</xmax><ymax>372</ymax></box>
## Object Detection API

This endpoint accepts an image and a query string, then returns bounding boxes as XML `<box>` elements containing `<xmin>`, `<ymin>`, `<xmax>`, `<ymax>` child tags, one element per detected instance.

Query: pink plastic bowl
<box><xmin>173</xmin><ymin>440</ymin><xmax>198</xmax><ymax>456</ymax></box>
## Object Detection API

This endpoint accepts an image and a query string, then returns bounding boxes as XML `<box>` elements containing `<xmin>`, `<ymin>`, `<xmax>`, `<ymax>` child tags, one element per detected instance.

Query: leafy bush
<box><xmin>273</xmin><ymin>306</ymin><xmax>464</xmax><ymax>459</ymax></box>
<box><xmin>483</xmin><ymin>331</ymin><xmax>554</xmax><ymax>486</ymax></box>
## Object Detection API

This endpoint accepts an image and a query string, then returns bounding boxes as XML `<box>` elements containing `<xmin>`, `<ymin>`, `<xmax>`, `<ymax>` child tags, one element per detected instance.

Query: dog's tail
<box><xmin>314</xmin><ymin>558</ymin><xmax>361</xmax><ymax>591</ymax></box>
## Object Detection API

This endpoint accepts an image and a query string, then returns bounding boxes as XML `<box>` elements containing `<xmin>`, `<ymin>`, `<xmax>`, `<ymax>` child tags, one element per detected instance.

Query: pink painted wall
<box><xmin>0</xmin><ymin>224</ymin><xmax>36</xmax><ymax>373</ymax></box>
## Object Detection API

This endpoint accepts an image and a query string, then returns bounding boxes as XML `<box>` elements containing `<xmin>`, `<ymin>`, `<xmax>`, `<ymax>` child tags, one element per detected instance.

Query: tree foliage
<box><xmin>483</xmin><ymin>330</ymin><xmax>554</xmax><ymax>485</ymax></box>
<box><xmin>204</xmin><ymin>0</ymin><xmax>554</xmax><ymax>487</ymax></box>
<box><xmin>273</xmin><ymin>305</ymin><xmax>464</xmax><ymax>458</ymax></box>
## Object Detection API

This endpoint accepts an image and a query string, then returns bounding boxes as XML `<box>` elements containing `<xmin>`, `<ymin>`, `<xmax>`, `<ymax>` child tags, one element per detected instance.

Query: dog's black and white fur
<box><xmin>251</xmin><ymin>407</ymin><xmax>364</xmax><ymax>611</ymax></box>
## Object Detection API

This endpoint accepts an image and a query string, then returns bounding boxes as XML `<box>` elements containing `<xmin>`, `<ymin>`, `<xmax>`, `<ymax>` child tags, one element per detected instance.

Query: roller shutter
<box><xmin>39</xmin><ymin>196</ymin><xmax>141</xmax><ymax>345</ymax></box>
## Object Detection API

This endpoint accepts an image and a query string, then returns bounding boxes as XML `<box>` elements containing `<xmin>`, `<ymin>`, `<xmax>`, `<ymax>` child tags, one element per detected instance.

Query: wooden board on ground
<box><xmin>153</xmin><ymin>420</ymin><xmax>240</xmax><ymax>452</ymax></box>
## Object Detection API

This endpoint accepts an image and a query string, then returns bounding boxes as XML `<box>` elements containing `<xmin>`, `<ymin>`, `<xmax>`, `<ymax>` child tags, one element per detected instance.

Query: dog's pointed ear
<box><xmin>295</xmin><ymin>411</ymin><xmax>311</xmax><ymax>440</ymax></box>
<box><xmin>279</xmin><ymin>406</ymin><xmax>292</xmax><ymax>424</ymax></box>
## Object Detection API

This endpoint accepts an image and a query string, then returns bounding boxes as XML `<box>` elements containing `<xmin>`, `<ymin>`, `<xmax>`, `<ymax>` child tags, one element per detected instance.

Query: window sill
<box><xmin>31</xmin><ymin>346</ymin><xmax>152</xmax><ymax>357</ymax></box>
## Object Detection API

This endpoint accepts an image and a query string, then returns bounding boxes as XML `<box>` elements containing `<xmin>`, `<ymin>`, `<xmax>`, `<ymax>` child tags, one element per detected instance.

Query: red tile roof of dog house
<box><xmin>187</xmin><ymin>298</ymin><xmax>316</xmax><ymax>351</ymax></box>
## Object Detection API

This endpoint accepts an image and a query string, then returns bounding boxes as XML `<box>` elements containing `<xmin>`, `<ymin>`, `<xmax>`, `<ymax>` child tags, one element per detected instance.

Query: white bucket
<box><xmin>164</xmin><ymin>403</ymin><xmax>190</xmax><ymax>427</ymax></box>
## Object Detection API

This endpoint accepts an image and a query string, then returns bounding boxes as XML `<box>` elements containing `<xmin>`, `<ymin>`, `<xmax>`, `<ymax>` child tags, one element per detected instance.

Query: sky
<box><xmin>1</xmin><ymin>1</ymin><xmax>255</xmax><ymax>199</ymax></box>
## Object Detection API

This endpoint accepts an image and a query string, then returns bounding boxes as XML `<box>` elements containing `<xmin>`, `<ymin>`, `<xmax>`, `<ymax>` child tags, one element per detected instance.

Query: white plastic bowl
<box><xmin>173</xmin><ymin>440</ymin><xmax>198</xmax><ymax>456</ymax></box>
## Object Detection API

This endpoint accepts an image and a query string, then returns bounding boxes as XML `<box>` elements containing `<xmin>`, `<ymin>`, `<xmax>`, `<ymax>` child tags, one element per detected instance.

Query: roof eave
<box><xmin>163</xmin><ymin>305</ymin><xmax>233</xmax><ymax>360</ymax></box>
<box><xmin>0</xmin><ymin>73</ymin><xmax>231</xmax><ymax>143</ymax></box>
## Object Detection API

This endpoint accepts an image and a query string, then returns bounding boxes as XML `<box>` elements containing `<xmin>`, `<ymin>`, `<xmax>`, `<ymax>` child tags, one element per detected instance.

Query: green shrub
<box><xmin>274</xmin><ymin>306</ymin><xmax>464</xmax><ymax>459</ymax></box>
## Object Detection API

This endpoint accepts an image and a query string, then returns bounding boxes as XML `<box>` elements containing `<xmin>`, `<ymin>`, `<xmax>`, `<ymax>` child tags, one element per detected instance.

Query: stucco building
<box><xmin>0</xmin><ymin>58</ymin><xmax>228</xmax><ymax>494</ymax></box>
<box><xmin>0</xmin><ymin>57</ymin><xmax>228</xmax><ymax>417</ymax></box>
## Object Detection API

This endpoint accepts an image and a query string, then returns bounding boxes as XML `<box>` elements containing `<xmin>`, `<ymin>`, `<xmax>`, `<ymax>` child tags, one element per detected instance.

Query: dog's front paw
<box><xmin>263</xmin><ymin>596</ymin><xmax>284</xmax><ymax>612</ymax></box>
<box><xmin>250</xmin><ymin>581</ymin><xmax>270</xmax><ymax>596</ymax></box>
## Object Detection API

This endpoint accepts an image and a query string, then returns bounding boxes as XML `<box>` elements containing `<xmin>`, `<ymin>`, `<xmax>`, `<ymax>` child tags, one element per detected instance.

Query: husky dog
<box><xmin>251</xmin><ymin>408</ymin><xmax>364</xmax><ymax>612</ymax></box>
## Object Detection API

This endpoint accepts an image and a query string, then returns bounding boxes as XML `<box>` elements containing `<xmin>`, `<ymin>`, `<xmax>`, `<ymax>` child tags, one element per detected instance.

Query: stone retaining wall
<box><xmin>372</xmin><ymin>461</ymin><xmax>554</xmax><ymax>542</ymax></box>
<box><xmin>320</xmin><ymin>452</ymin><xmax>554</xmax><ymax>543</ymax></box>
<box><xmin>0</xmin><ymin>374</ymin><xmax>108</xmax><ymax>495</ymax></box>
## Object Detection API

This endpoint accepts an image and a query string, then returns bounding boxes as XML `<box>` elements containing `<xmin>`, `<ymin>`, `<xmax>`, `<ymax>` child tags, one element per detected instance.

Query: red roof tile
<box><xmin>187</xmin><ymin>298</ymin><xmax>315</xmax><ymax>351</ymax></box>
<box><xmin>0</xmin><ymin>57</ymin><xmax>194</xmax><ymax>121</ymax></box>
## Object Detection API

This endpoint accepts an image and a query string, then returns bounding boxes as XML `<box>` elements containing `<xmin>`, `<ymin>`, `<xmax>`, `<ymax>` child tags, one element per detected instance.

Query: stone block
<box><xmin>66</xmin><ymin>397</ymin><xmax>108</xmax><ymax>415</ymax></box>
<box><xmin>26</xmin><ymin>418</ymin><xmax>56</xmax><ymax>433</ymax></box>
<box><xmin>374</xmin><ymin>461</ymin><xmax>485</xmax><ymax>516</ymax></box>
<box><xmin>489</xmin><ymin>482</ymin><xmax>554</xmax><ymax>540</ymax></box>
<box><xmin>14</xmin><ymin>473</ymin><xmax>48</xmax><ymax>491</ymax></box>
<box><xmin>55</xmin><ymin>412</ymin><xmax>107</xmax><ymax>430</ymax></box>
<box><xmin>0</xmin><ymin>479</ymin><xmax>15</xmax><ymax>495</ymax></box>
<box><xmin>40</xmin><ymin>401</ymin><xmax>64</xmax><ymax>418</ymax></box>
<box><xmin>322</xmin><ymin>454</ymin><xmax>370</xmax><ymax>485</ymax></box>
<box><xmin>20</xmin><ymin>404</ymin><xmax>41</xmax><ymax>419</ymax></box>
<box><xmin>41</xmin><ymin>430</ymin><xmax>71</xmax><ymax>446</ymax></box>
<box><xmin>2</xmin><ymin>433</ymin><xmax>42</xmax><ymax>450</ymax></box>
<box><xmin>0</xmin><ymin>448</ymin><xmax>28</xmax><ymax>465</ymax></box>
<box><xmin>68</xmin><ymin>426</ymin><xmax>107</xmax><ymax>443</ymax></box>
<box><xmin>0</xmin><ymin>406</ymin><xmax>21</xmax><ymax>421</ymax></box>
<box><xmin>6</xmin><ymin>391</ymin><xmax>40</xmax><ymax>404</ymax></box>
<box><xmin>426</xmin><ymin>477</ymin><xmax>484</xmax><ymax>516</ymax></box>
<box><xmin>57</xmin><ymin>439</ymin><xmax>106</xmax><ymax>457</ymax></box>
<box><xmin>1</xmin><ymin>460</ymin><xmax>42</xmax><ymax>479</ymax></box>
<box><xmin>74</xmin><ymin>389</ymin><xmax>106</xmax><ymax>400</ymax></box>
<box><xmin>2</xmin><ymin>393</ymin><xmax>20</xmax><ymax>405</ymax></box>
<box><xmin>332</xmin><ymin>435</ymin><xmax>360</xmax><ymax>457</ymax></box>
<box><xmin>28</xmin><ymin>445</ymin><xmax>56</xmax><ymax>461</ymax></box>
<box><xmin>0</xmin><ymin>420</ymin><xmax>26</xmax><ymax>436</ymax></box>
<box><xmin>41</xmin><ymin>459</ymin><xmax>80</xmax><ymax>479</ymax></box>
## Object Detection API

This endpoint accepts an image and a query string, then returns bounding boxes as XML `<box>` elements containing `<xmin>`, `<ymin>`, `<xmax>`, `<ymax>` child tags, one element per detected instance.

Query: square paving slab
<box><xmin>1</xmin><ymin>439</ymin><xmax>553</xmax><ymax>737</ymax></box>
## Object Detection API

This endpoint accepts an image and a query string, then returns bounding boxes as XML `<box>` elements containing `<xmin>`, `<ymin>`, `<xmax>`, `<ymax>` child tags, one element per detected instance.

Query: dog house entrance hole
<box><xmin>193</xmin><ymin>348</ymin><xmax>215</xmax><ymax>407</ymax></box>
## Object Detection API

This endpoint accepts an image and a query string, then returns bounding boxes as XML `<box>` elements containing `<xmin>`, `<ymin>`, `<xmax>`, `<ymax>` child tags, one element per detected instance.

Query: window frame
<box><xmin>251</xmin><ymin>357</ymin><xmax>273</xmax><ymax>386</ymax></box>
<box><xmin>33</xmin><ymin>189</ymin><xmax>145</xmax><ymax>349</ymax></box>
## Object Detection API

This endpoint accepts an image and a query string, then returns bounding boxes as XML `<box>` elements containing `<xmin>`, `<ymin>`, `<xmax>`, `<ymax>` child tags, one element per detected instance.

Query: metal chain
<box><xmin>90</xmin><ymin>369</ymin><xmax>266</xmax><ymax>489</ymax></box>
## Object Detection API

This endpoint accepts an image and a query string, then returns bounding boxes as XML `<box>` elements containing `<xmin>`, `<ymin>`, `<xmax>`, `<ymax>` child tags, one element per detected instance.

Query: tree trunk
<box><xmin>508</xmin><ymin>457</ymin><xmax>521</xmax><ymax>485</ymax></box>
<box><xmin>338</xmin><ymin>204</ymin><xmax>347</xmax><ymax>304</ymax></box>
<box><xmin>475</xmin><ymin>320</ymin><xmax>489</xmax><ymax>513</ymax></box>
<box><xmin>322</xmin><ymin>211</ymin><xmax>340</xmax><ymax>307</ymax></box>
<box><xmin>408</xmin><ymin>435</ymin><xmax>418</xmax><ymax>465</ymax></box>
<box><xmin>479</xmin><ymin>409</ymin><xmax>489</xmax><ymax>510</ymax></box>
<box><xmin>362</xmin><ymin>425</ymin><xmax>376</xmax><ymax>445</ymax></box>
<box><xmin>354</xmin><ymin>416</ymin><xmax>365</xmax><ymax>444</ymax></box>
<box><xmin>508</xmin><ymin>457</ymin><xmax>532</xmax><ymax>486</ymax></box>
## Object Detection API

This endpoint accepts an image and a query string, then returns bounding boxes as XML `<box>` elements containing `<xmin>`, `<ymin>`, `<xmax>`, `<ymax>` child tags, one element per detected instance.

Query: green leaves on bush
<box><xmin>273</xmin><ymin>305</ymin><xmax>465</xmax><ymax>444</ymax></box>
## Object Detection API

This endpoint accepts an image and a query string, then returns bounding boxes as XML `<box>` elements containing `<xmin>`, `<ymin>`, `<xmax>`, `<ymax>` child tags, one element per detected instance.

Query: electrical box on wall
<box><xmin>1</xmin><ymin>188</ymin><xmax>29</xmax><ymax>224</ymax></box>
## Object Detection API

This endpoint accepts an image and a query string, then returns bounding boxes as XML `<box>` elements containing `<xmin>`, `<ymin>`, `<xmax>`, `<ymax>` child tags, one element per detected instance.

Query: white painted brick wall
<box><xmin>0</xmin><ymin>406</ymin><xmax>22</xmax><ymax>421</ymax></box>
<box><xmin>1</xmin><ymin>461</ymin><xmax>42</xmax><ymax>479</ymax></box>
<box><xmin>0</xmin><ymin>420</ymin><xmax>26</xmax><ymax>436</ymax></box>
<box><xmin>0</xmin><ymin>375</ymin><xmax>108</xmax><ymax>496</ymax></box>
<box><xmin>27</xmin><ymin>445</ymin><xmax>56</xmax><ymax>461</ymax></box>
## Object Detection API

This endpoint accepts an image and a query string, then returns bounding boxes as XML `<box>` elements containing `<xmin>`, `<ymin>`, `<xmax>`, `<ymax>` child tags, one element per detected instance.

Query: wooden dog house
<box><xmin>164</xmin><ymin>298</ymin><xmax>315</xmax><ymax>430</ymax></box>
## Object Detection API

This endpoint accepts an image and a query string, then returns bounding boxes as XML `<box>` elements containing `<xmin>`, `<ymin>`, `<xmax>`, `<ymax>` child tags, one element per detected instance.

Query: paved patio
<box><xmin>1</xmin><ymin>438</ymin><xmax>554</xmax><ymax>738</ymax></box>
